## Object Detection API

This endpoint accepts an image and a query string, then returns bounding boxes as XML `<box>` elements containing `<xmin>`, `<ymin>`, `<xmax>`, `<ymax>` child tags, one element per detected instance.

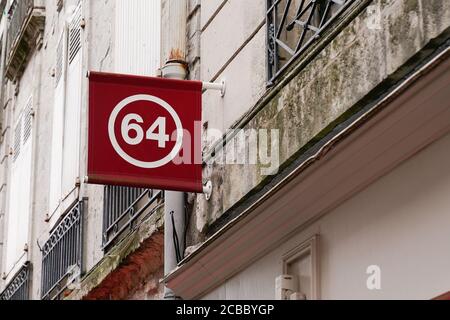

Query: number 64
<box><xmin>121</xmin><ymin>113</ymin><xmax>170</xmax><ymax>148</ymax></box>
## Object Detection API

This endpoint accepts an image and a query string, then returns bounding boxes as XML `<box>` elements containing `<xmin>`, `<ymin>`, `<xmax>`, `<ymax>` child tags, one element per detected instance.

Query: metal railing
<box><xmin>41</xmin><ymin>201</ymin><xmax>83</xmax><ymax>300</ymax></box>
<box><xmin>103</xmin><ymin>186</ymin><xmax>163</xmax><ymax>251</ymax></box>
<box><xmin>267</xmin><ymin>0</ymin><xmax>353</xmax><ymax>83</ymax></box>
<box><xmin>5</xmin><ymin>0</ymin><xmax>33</xmax><ymax>61</ymax></box>
<box><xmin>0</xmin><ymin>263</ymin><xmax>30</xmax><ymax>300</ymax></box>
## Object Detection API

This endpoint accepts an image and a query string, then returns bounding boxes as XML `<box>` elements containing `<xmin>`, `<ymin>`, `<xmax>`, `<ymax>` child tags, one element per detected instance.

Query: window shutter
<box><xmin>49</xmin><ymin>30</ymin><xmax>67</xmax><ymax>215</ymax></box>
<box><xmin>55</xmin><ymin>30</ymin><xmax>65</xmax><ymax>86</ymax></box>
<box><xmin>12</xmin><ymin>118</ymin><xmax>21</xmax><ymax>162</ymax></box>
<box><xmin>62</xmin><ymin>2</ymin><xmax>83</xmax><ymax>198</ymax></box>
<box><xmin>68</xmin><ymin>4</ymin><xmax>82</xmax><ymax>65</ymax></box>
<box><xmin>23</xmin><ymin>98</ymin><xmax>33</xmax><ymax>144</ymax></box>
<box><xmin>115</xmin><ymin>0</ymin><xmax>161</xmax><ymax>76</ymax></box>
<box><xmin>5</xmin><ymin>97</ymin><xmax>33</xmax><ymax>274</ymax></box>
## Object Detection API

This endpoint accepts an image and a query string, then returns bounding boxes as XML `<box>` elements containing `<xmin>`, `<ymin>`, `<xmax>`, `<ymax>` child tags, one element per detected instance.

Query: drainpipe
<box><xmin>161</xmin><ymin>0</ymin><xmax>188</xmax><ymax>300</ymax></box>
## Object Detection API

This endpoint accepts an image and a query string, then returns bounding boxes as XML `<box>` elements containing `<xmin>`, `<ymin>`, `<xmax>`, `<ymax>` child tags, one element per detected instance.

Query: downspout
<box><xmin>161</xmin><ymin>0</ymin><xmax>188</xmax><ymax>300</ymax></box>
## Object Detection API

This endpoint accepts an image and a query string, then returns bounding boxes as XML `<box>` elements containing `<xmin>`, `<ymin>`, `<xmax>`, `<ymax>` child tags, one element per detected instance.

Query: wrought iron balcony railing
<box><xmin>0</xmin><ymin>263</ymin><xmax>30</xmax><ymax>300</ymax></box>
<box><xmin>267</xmin><ymin>0</ymin><xmax>353</xmax><ymax>83</ymax></box>
<box><xmin>41</xmin><ymin>201</ymin><xmax>83</xmax><ymax>300</ymax></box>
<box><xmin>103</xmin><ymin>186</ymin><xmax>163</xmax><ymax>251</ymax></box>
<box><xmin>5</xmin><ymin>0</ymin><xmax>45</xmax><ymax>80</ymax></box>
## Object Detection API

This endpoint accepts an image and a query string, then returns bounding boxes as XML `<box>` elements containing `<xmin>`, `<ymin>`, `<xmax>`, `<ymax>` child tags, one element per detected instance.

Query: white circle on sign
<box><xmin>108</xmin><ymin>94</ymin><xmax>184</xmax><ymax>169</ymax></box>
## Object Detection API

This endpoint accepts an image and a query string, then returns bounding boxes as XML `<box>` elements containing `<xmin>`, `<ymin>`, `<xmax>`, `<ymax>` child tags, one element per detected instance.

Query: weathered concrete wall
<box><xmin>184</xmin><ymin>0</ymin><xmax>268</xmax><ymax>246</ymax></box>
<box><xmin>24</xmin><ymin>0</ymin><xmax>114</xmax><ymax>299</ymax></box>
<box><xmin>0</xmin><ymin>14</ymin><xmax>9</xmax><ymax>277</ymax></box>
<box><xmin>81</xmin><ymin>0</ymin><xmax>116</xmax><ymax>276</ymax></box>
<box><xmin>26</xmin><ymin>0</ymin><xmax>62</xmax><ymax>299</ymax></box>
<box><xmin>0</xmin><ymin>0</ymin><xmax>9</xmax><ymax>277</ymax></box>
<box><xmin>187</xmin><ymin>0</ymin><xmax>201</xmax><ymax>80</ymax></box>
<box><xmin>188</xmin><ymin>0</ymin><xmax>450</xmax><ymax>247</ymax></box>
<box><xmin>201</xmin><ymin>0</ymin><xmax>267</xmax><ymax>142</ymax></box>
<box><xmin>0</xmin><ymin>79</ymin><xmax>12</xmax><ymax>283</ymax></box>
<box><xmin>0</xmin><ymin>0</ymin><xmax>51</xmax><ymax>290</ymax></box>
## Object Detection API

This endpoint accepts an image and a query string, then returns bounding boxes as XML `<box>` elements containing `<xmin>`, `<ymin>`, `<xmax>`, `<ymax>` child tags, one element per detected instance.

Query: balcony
<box><xmin>267</xmin><ymin>0</ymin><xmax>353</xmax><ymax>83</ymax></box>
<box><xmin>103</xmin><ymin>186</ymin><xmax>163</xmax><ymax>251</ymax></box>
<box><xmin>0</xmin><ymin>263</ymin><xmax>30</xmax><ymax>300</ymax></box>
<box><xmin>41</xmin><ymin>201</ymin><xmax>83</xmax><ymax>300</ymax></box>
<box><xmin>5</xmin><ymin>0</ymin><xmax>45</xmax><ymax>81</ymax></box>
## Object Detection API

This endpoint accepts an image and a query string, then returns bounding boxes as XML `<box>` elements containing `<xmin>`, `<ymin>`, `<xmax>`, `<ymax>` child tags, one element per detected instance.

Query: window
<box><xmin>282</xmin><ymin>235</ymin><xmax>319</xmax><ymax>300</ymax></box>
<box><xmin>266</xmin><ymin>0</ymin><xmax>352</xmax><ymax>83</ymax></box>
<box><xmin>4</xmin><ymin>96</ymin><xmax>33</xmax><ymax>277</ymax></box>
<box><xmin>48</xmin><ymin>3</ymin><xmax>83</xmax><ymax>224</ymax></box>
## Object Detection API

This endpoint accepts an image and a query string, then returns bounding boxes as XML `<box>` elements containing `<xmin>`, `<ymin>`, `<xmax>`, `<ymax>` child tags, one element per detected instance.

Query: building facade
<box><xmin>0</xmin><ymin>0</ymin><xmax>450</xmax><ymax>300</ymax></box>
<box><xmin>0</xmin><ymin>0</ymin><xmax>164</xmax><ymax>300</ymax></box>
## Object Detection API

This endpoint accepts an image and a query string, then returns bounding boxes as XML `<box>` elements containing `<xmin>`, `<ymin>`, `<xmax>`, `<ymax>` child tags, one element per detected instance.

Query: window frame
<box><xmin>282</xmin><ymin>234</ymin><xmax>320</xmax><ymax>300</ymax></box>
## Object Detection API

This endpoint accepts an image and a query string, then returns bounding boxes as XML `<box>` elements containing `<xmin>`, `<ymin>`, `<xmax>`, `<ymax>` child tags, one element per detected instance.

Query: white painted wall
<box><xmin>202</xmin><ymin>131</ymin><xmax>450</xmax><ymax>300</ymax></box>
<box><xmin>0</xmin><ymin>14</ymin><xmax>4</xmax><ymax>278</ymax></box>
<box><xmin>200</xmin><ymin>0</ymin><xmax>267</xmax><ymax>147</ymax></box>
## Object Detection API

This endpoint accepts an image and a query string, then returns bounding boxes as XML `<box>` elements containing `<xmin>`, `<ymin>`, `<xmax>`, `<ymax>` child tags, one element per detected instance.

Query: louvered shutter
<box><xmin>12</xmin><ymin>119</ymin><xmax>21</xmax><ymax>162</ymax></box>
<box><xmin>5</xmin><ymin>97</ymin><xmax>33</xmax><ymax>274</ymax></box>
<box><xmin>49</xmin><ymin>29</ymin><xmax>67</xmax><ymax>215</ymax></box>
<box><xmin>61</xmin><ymin>3</ymin><xmax>82</xmax><ymax>199</ymax></box>
<box><xmin>115</xmin><ymin>0</ymin><xmax>161</xmax><ymax>76</ymax></box>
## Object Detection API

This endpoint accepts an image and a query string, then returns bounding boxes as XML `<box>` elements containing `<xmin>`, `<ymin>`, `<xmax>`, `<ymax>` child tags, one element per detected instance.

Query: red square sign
<box><xmin>87</xmin><ymin>71</ymin><xmax>203</xmax><ymax>193</ymax></box>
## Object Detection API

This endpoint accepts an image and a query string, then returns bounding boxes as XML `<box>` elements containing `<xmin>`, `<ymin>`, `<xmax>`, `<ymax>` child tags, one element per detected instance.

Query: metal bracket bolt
<box><xmin>203</xmin><ymin>181</ymin><xmax>213</xmax><ymax>201</ymax></box>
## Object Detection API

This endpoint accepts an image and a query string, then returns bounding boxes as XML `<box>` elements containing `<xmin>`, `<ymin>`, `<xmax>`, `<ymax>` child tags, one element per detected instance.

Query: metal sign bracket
<box><xmin>202</xmin><ymin>79</ymin><xmax>226</xmax><ymax>97</ymax></box>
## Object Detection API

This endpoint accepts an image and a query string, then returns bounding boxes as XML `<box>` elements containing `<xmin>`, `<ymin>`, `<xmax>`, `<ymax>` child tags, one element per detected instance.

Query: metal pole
<box><xmin>161</xmin><ymin>0</ymin><xmax>188</xmax><ymax>300</ymax></box>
